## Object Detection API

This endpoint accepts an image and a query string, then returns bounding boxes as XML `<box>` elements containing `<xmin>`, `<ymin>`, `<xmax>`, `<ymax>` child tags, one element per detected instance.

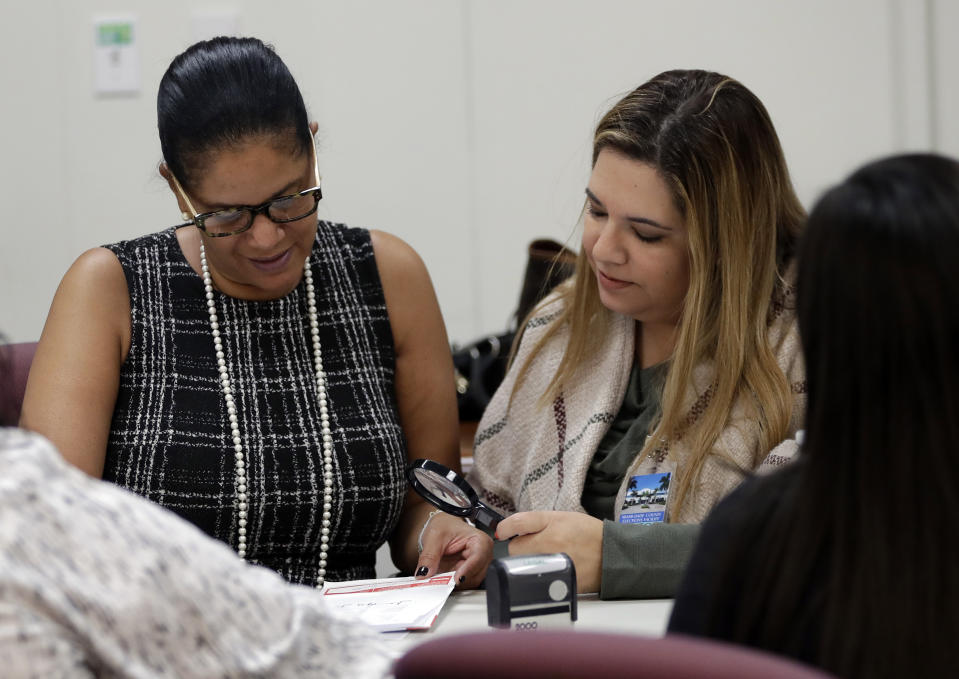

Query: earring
<box><xmin>182</xmin><ymin>212</ymin><xmax>191</xmax><ymax>221</ymax></box>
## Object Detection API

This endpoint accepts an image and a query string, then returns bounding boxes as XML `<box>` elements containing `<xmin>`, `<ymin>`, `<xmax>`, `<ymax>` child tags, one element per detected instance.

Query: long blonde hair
<box><xmin>513</xmin><ymin>70</ymin><xmax>805</xmax><ymax>514</ymax></box>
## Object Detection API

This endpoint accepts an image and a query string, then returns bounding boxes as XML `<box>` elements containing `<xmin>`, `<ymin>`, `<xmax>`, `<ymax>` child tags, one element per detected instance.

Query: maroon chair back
<box><xmin>393</xmin><ymin>631</ymin><xmax>835</xmax><ymax>679</ymax></box>
<box><xmin>1</xmin><ymin>342</ymin><xmax>38</xmax><ymax>426</ymax></box>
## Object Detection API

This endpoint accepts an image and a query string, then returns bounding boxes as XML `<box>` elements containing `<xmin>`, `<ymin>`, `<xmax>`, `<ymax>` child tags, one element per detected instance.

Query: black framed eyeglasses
<box><xmin>171</xmin><ymin>137</ymin><xmax>323</xmax><ymax>238</ymax></box>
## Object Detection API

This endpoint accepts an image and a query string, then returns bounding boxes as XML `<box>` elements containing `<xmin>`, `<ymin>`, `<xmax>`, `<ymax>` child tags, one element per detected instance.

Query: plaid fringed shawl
<box><xmin>468</xmin><ymin>279</ymin><xmax>806</xmax><ymax>524</ymax></box>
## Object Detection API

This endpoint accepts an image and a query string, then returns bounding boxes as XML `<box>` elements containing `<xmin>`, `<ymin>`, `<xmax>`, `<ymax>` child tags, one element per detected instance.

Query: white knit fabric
<box><xmin>0</xmin><ymin>428</ymin><xmax>390</xmax><ymax>679</ymax></box>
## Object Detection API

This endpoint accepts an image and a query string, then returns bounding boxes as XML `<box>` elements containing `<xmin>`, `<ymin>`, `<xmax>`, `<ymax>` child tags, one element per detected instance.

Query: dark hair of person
<box><xmin>158</xmin><ymin>36</ymin><xmax>311</xmax><ymax>189</ymax></box>
<box><xmin>703</xmin><ymin>153</ymin><xmax>959</xmax><ymax>677</ymax></box>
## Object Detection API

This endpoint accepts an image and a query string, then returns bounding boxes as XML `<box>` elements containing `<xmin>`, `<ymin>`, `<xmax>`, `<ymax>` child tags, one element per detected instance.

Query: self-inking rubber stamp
<box><xmin>486</xmin><ymin>553</ymin><xmax>577</xmax><ymax>630</ymax></box>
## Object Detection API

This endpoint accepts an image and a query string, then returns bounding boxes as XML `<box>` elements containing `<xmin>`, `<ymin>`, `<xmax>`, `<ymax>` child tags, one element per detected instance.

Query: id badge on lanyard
<box><xmin>618</xmin><ymin>471</ymin><xmax>672</xmax><ymax>525</ymax></box>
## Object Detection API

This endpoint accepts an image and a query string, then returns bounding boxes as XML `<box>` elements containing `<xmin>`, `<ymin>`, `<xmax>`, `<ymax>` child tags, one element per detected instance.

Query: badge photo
<box><xmin>619</xmin><ymin>471</ymin><xmax>671</xmax><ymax>524</ymax></box>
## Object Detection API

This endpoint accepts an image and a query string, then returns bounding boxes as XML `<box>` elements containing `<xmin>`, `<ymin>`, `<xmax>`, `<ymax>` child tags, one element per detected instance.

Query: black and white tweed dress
<box><xmin>103</xmin><ymin>222</ymin><xmax>407</xmax><ymax>586</ymax></box>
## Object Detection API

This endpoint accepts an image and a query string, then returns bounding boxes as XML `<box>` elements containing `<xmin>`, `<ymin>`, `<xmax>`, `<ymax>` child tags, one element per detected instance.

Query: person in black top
<box><xmin>668</xmin><ymin>153</ymin><xmax>959</xmax><ymax>678</ymax></box>
<box><xmin>21</xmin><ymin>37</ymin><xmax>492</xmax><ymax>588</ymax></box>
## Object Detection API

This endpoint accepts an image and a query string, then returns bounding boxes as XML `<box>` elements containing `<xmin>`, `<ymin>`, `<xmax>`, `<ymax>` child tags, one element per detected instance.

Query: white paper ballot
<box><xmin>321</xmin><ymin>572</ymin><xmax>457</xmax><ymax>632</ymax></box>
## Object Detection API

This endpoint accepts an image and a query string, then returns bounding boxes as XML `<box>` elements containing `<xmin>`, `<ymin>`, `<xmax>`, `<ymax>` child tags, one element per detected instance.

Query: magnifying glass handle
<box><xmin>472</xmin><ymin>501</ymin><xmax>505</xmax><ymax>533</ymax></box>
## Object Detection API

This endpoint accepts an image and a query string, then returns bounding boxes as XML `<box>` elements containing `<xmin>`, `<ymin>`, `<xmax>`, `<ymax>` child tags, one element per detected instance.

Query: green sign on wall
<box><xmin>97</xmin><ymin>23</ymin><xmax>133</xmax><ymax>47</ymax></box>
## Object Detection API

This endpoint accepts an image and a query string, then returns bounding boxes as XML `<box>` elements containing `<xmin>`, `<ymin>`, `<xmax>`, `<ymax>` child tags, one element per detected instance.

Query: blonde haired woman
<box><xmin>468</xmin><ymin>69</ymin><xmax>806</xmax><ymax>598</ymax></box>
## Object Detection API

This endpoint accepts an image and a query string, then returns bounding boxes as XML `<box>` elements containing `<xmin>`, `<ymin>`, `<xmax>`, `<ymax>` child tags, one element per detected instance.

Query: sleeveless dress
<box><xmin>103</xmin><ymin>222</ymin><xmax>408</xmax><ymax>585</ymax></box>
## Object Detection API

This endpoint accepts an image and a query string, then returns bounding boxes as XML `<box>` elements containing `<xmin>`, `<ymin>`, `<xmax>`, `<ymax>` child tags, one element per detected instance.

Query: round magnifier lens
<box><xmin>412</xmin><ymin>468</ymin><xmax>473</xmax><ymax>509</ymax></box>
<box><xmin>406</xmin><ymin>459</ymin><xmax>479</xmax><ymax>517</ymax></box>
<box><xmin>406</xmin><ymin>459</ymin><xmax>506</xmax><ymax>532</ymax></box>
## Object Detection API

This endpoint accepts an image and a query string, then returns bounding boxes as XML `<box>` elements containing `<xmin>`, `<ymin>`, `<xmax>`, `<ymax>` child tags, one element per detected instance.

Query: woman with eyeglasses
<box><xmin>20</xmin><ymin>37</ymin><xmax>492</xmax><ymax>589</ymax></box>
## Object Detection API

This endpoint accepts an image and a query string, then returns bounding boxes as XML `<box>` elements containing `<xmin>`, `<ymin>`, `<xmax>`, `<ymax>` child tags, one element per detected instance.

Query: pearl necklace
<box><xmin>200</xmin><ymin>242</ymin><xmax>333</xmax><ymax>586</ymax></box>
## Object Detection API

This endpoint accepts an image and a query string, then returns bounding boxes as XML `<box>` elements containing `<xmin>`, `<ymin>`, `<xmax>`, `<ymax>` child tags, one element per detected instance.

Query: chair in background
<box><xmin>392</xmin><ymin>631</ymin><xmax>836</xmax><ymax>679</ymax></box>
<box><xmin>0</xmin><ymin>341</ymin><xmax>38</xmax><ymax>426</ymax></box>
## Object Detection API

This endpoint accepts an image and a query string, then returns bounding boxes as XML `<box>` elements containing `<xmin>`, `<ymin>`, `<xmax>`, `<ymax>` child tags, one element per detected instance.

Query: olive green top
<box><xmin>581</xmin><ymin>361</ymin><xmax>667</xmax><ymax>520</ymax></box>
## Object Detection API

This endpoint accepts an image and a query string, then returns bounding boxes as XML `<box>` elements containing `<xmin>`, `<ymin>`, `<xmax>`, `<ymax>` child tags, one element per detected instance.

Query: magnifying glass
<box><xmin>406</xmin><ymin>459</ymin><xmax>504</xmax><ymax>532</ymax></box>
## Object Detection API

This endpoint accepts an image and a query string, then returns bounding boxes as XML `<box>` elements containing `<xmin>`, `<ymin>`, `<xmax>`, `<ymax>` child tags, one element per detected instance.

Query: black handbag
<box><xmin>452</xmin><ymin>331</ymin><xmax>514</xmax><ymax>422</ymax></box>
<box><xmin>452</xmin><ymin>239</ymin><xmax>575</xmax><ymax>422</ymax></box>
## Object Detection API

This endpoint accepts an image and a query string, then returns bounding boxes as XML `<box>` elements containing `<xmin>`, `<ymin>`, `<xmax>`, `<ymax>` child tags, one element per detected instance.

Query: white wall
<box><xmin>932</xmin><ymin>0</ymin><xmax>959</xmax><ymax>156</ymax></box>
<box><xmin>1</xmin><ymin>0</ymin><xmax>953</xmax><ymax>344</ymax></box>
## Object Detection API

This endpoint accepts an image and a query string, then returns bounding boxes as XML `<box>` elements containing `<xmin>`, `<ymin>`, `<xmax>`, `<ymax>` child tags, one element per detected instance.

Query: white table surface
<box><xmin>381</xmin><ymin>589</ymin><xmax>673</xmax><ymax>656</ymax></box>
